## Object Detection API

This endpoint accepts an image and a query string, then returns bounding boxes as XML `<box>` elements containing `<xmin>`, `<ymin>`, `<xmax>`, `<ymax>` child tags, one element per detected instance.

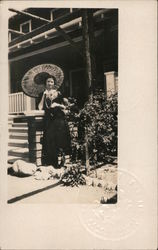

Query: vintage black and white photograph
<box><xmin>7</xmin><ymin>7</ymin><xmax>118</xmax><ymax>204</ymax></box>
<box><xmin>0</xmin><ymin>1</ymin><xmax>157</xmax><ymax>249</ymax></box>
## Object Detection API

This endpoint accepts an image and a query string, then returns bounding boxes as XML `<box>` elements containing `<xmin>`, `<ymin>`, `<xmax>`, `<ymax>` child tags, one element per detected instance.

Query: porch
<box><xmin>8</xmin><ymin>71</ymin><xmax>118</xmax><ymax>114</ymax></box>
<box><xmin>8</xmin><ymin>71</ymin><xmax>118</xmax><ymax>167</ymax></box>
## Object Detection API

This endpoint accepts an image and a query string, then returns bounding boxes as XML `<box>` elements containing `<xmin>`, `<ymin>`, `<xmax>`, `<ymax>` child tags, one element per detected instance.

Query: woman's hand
<box><xmin>51</xmin><ymin>102</ymin><xmax>65</xmax><ymax>109</ymax></box>
<box><xmin>60</xmin><ymin>104</ymin><xmax>66</xmax><ymax>109</ymax></box>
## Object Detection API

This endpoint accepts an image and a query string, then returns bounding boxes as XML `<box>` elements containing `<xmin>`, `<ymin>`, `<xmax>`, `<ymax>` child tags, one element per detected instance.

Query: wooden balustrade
<box><xmin>9</xmin><ymin>92</ymin><xmax>25</xmax><ymax>114</ymax></box>
<box><xmin>8</xmin><ymin>92</ymin><xmax>35</xmax><ymax>114</ymax></box>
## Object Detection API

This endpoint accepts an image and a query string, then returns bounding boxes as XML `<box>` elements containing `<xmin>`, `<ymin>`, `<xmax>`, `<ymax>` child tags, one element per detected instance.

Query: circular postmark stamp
<box><xmin>77</xmin><ymin>168</ymin><xmax>144</xmax><ymax>241</ymax></box>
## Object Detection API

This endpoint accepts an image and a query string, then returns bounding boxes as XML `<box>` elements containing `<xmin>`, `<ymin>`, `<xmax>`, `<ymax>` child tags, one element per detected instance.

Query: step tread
<box><xmin>8</xmin><ymin>146</ymin><xmax>29</xmax><ymax>153</ymax></box>
<box><xmin>9</xmin><ymin>134</ymin><xmax>28</xmax><ymax>140</ymax></box>
<box><xmin>8</xmin><ymin>139</ymin><xmax>28</xmax><ymax>144</ymax></box>
<box><xmin>9</xmin><ymin>127</ymin><xmax>28</xmax><ymax>131</ymax></box>
<box><xmin>12</xmin><ymin>123</ymin><xmax>28</xmax><ymax>127</ymax></box>
<box><xmin>8</xmin><ymin>155</ymin><xmax>29</xmax><ymax>160</ymax></box>
<box><xmin>8</xmin><ymin>142</ymin><xmax>29</xmax><ymax>148</ymax></box>
<box><xmin>8</xmin><ymin>116</ymin><xmax>16</xmax><ymax>121</ymax></box>
<box><xmin>8</xmin><ymin>152</ymin><xmax>29</xmax><ymax>157</ymax></box>
<box><xmin>9</xmin><ymin>132</ymin><xmax>28</xmax><ymax>136</ymax></box>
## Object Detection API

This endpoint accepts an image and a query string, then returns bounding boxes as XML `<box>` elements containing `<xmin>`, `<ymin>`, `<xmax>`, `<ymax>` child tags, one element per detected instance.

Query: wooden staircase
<box><xmin>8</xmin><ymin>116</ymin><xmax>29</xmax><ymax>164</ymax></box>
<box><xmin>8</xmin><ymin>114</ymin><xmax>71</xmax><ymax>167</ymax></box>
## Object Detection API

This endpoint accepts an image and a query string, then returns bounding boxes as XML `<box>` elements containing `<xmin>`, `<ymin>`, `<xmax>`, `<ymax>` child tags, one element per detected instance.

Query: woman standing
<box><xmin>38</xmin><ymin>75</ymin><xmax>71</xmax><ymax>168</ymax></box>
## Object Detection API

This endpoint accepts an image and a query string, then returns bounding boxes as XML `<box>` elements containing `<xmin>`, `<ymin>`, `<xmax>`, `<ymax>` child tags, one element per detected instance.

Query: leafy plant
<box><xmin>65</xmin><ymin>90</ymin><xmax>117</xmax><ymax>167</ymax></box>
<box><xmin>61</xmin><ymin>163</ymin><xmax>86</xmax><ymax>187</ymax></box>
<box><xmin>78</xmin><ymin>90</ymin><xmax>118</xmax><ymax>165</ymax></box>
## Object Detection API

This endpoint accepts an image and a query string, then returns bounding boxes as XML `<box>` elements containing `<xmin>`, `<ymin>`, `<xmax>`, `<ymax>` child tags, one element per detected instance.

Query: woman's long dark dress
<box><xmin>41</xmin><ymin>92</ymin><xmax>71</xmax><ymax>168</ymax></box>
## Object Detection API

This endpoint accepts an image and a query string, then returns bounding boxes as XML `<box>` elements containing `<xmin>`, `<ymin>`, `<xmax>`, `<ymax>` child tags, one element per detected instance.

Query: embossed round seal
<box><xmin>77</xmin><ymin>169</ymin><xmax>144</xmax><ymax>241</ymax></box>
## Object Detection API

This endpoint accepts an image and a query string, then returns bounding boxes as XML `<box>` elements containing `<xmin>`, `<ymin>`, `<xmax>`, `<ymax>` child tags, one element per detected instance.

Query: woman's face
<box><xmin>46</xmin><ymin>78</ymin><xmax>55</xmax><ymax>90</ymax></box>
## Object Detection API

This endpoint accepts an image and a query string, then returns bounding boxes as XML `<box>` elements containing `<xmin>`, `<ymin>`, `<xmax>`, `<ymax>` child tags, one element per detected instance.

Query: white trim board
<box><xmin>9</xmin><ymin>29</ymin><xmax>103</xmax><ymax>63</ymax></box>
<box><xmin>9</xmin><ymin>36</ymin><xmax>82</xmax><ymax>63</ymax></box>
<box><xmin>20</xmin><ymin>20</ymin><xmax>32</xmax><ymax>33</ymax></box>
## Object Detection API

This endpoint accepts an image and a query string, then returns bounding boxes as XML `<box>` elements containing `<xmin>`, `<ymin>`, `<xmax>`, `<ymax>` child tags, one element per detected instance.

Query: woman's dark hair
<box><xmin>34</xmin><ymin>72</ymin><xmax>56</xmax><ymax>86</ymax></box>
<box><xmin>45</xmin><ymin>74</ymin><xmax>56</xmax><ymax>85</ymax></box>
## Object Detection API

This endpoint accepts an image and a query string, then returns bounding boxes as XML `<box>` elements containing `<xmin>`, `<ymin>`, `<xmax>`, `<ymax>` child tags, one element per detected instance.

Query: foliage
<box><xmin>61</xmin><ymin>163</ymin><xmax>86</xmax><ymax>187</ymax></box>
<box><xmin>66</xmin><ymin>97</ymin><xmax>79</xmax><ymax>122</ymax></box>
<box><xmin>66</xmin><ymin>97</ymin><xmax>81</xmax><ymax>162</ymax></box>
<box><xmin>65</xmin><ymin>90</ymin><xmax>118</xmax><ymax>166</ymax></box>
<box><xmin>77</xmin><ymin>90</ymin><xmax>117</xmax><ymax>164</ymax></box>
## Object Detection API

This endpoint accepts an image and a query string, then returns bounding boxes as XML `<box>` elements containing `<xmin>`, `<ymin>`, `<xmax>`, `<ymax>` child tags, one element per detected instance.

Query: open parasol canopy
<box><xmin>21</xmin><ymin>64</ymin><xmax>64</xmax><ymax>98</ymax></box>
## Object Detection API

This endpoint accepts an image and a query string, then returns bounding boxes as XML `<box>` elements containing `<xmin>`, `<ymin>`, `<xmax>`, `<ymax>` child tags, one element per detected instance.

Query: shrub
<box><xmin>61</xmin><ymin>163</ymin><xmax>86</xmax><ymax>187</ymax></box>
<box><xmin>78</xmin><ymin>90</ymin><xmax>118</xmax><ymax>165</ymax></box>
<box><xmin>66</xmin><ymin>90</ymin><xmax>118</xmax><ymax>166</ymax></box>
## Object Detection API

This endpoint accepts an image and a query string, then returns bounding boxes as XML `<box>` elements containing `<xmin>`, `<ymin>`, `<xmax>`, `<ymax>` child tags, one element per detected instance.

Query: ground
<box><xmin>8</xmin><ymin>164</ymin><xmax>117</xmax><ymax>204</ymax></box>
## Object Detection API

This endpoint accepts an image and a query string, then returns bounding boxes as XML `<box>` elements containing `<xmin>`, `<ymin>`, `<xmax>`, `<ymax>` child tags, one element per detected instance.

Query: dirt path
<box><xmin>8</xmin><ymin>164</ymin><xmax>117</xmax><ymax>204</ymax></box>
<box><xmin>8</xmin><ymin>175</ymin><xmax>107</xmax><ymax>204</ymax></box>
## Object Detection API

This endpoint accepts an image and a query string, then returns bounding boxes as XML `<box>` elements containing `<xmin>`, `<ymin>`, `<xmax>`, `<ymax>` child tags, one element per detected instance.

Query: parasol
<box><xmin>21</xmin><ymin>64</ymin><xmax>64</xmax><ymax>98</ymax></box>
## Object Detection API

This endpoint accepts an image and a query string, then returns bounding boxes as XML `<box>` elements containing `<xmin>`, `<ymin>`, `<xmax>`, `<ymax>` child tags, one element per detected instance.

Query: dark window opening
<box><xmin>20</xmin><ymin>21</ymin><xmax>31</xmax><ymax>33</ymax></box>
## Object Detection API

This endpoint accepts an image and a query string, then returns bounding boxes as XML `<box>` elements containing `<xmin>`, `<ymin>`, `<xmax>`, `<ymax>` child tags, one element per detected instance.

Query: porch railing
<box><xmin>9</xmin><ymin>92</ymin><xmax>25</xmax><ymax>114</ymax></box>
<box><xmin>9</xmin><ymin>92</ymin><xmax>35</xmax><ymax>114</ymax></box>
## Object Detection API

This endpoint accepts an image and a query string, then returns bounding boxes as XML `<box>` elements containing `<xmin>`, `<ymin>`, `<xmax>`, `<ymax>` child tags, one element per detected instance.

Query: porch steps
<box><xmin>8</xmin><ymin>118</ymin><xmax>29</xmax><ymax>164</ymax></box>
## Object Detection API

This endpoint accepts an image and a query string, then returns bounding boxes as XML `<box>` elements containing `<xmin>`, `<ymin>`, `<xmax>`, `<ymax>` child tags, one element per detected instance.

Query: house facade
<box><xmin>8</xmin><ymin>8</ymin><xmax>118</xmax><ymax>166</ymax></box>
<box><xmin>9</xmin><ymin>8</ymin><xmax>118</xmax><ymax>113</ymax></box>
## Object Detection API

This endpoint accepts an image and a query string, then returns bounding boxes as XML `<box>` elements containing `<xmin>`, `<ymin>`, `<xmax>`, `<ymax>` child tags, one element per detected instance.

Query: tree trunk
<box><xmin>85</xmin><ymin>127</ymin><xmax>90</xmax><ymax>175</ymax></box>
<box><xmin>82</xmin><ymin>9</ymin><xmax>94</xmax><ymax>99</ymax></box>
<box><xmin>82</xmin><ymin>9</ymin><xmax>95</xmax><ymax>174</ymax></box>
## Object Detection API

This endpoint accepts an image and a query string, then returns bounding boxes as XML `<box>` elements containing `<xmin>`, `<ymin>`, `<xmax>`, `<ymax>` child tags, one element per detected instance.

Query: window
<box><xmin>20</xmin><ymin>20</ymin><xmax>32</xmax><ymax>34</ymax></box>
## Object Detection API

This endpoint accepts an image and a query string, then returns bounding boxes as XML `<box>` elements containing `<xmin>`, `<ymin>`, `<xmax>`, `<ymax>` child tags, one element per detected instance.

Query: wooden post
<box><xmin>85</xmin><ymin>127</ymin><xmax>90</xmax><ymax>175</ymax></box>
<box><xmin>82</xmin><ymin>9</ymin><xmax>95</xmax><ymax>174</ymax></box>
<box><xmin>28</xmin><ymin>116</ymin><xmax>44</xmax><ymax>166</ymax></box>
<box><xmin>28</xmin><ymin>117</ymin><xmax>36</xmax><ymax>163</ymax></box>
<box><xmin>104</xmin><ymin>71</ymin><xmax>117</xmax><ymax>97</ymax></box>
<box><xmin>82</xmin><ymin>9</ymin><xmax>93</xmax><ymax>99</ymax></box>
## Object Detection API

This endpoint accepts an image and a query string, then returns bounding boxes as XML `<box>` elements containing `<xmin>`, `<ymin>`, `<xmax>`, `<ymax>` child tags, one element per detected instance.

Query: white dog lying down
<box><xmin>12</xmin><ymin>160</ymin><xmax>65</xmax><ymax>180</ymax></box>
<box><xmin>12</xmin><ymin>160</ymin><xmax>37</xmax><ymax>176</ymax></box>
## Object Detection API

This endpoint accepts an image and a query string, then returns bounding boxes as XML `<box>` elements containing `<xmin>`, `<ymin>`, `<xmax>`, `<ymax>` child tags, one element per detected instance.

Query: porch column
<box><xmin>82</xmin><ymin>9</ymin><xmax>95</xmax><ymax>174</ymax></box>
<box><xmin>82</xmin><ymin>9</ymin><xmax>95</xmax><ymax>99</ymax></box>
<box><xmin>104</xmin><ymin>71</ymin><xmax>118</xmax><ymax>96</ymax></box>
